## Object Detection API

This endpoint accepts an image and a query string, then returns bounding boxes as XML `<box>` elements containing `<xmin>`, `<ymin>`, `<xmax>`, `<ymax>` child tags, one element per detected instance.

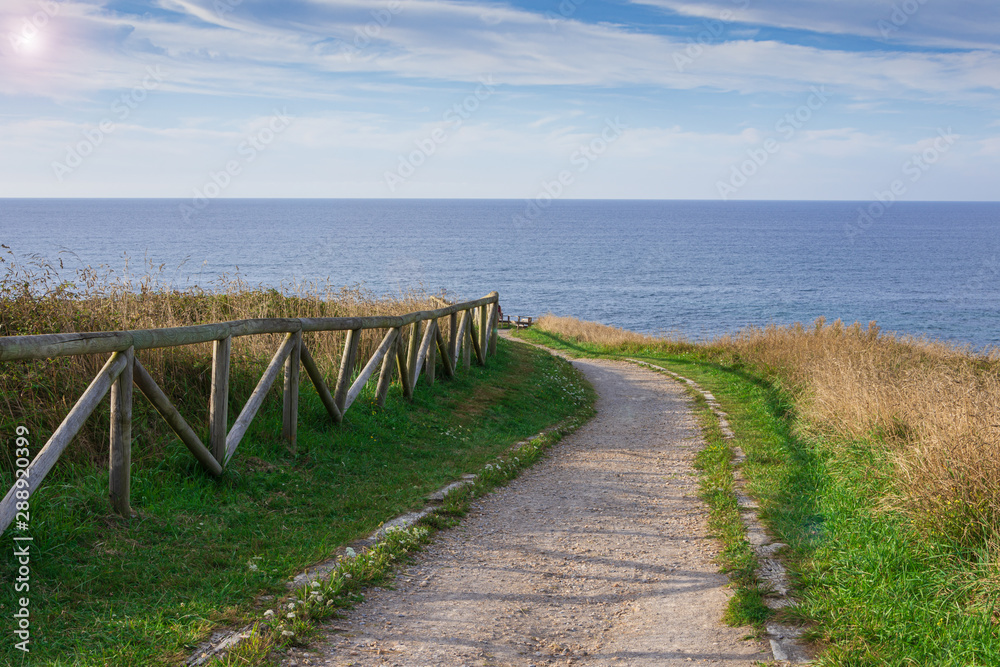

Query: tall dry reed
<box><xmin>536</xmin><ymin>313</ymin><xmax>1000</xmax><ymax>546</ymax></box>
<box><xmin>0</xmin><ymin>250</ymin><xmax>446</xmax><ymax>471</ymax></box>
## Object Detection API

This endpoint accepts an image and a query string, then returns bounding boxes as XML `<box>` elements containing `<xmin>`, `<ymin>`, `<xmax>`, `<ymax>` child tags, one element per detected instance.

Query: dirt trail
<box><xmin>294</xmin><ymin>356</ymin><xmax>770</xmax><ymax>667</ymax></box>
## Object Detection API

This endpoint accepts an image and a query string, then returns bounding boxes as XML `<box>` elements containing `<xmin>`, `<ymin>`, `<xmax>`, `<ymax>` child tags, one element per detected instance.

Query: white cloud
<box><xmin>977</xmin><ymin>136</ymin><xmax>1000</xmax><ymax>156</ymax></box>
<box><xmin>0</xmin><ymin>1</ymin><xmax>997</xmax><ymax>200</ymax></box>
<box><xmin>0</xmin><ymin>110</ymin><xmax>993</xmax><ymax>200</ymax></box>
<box><xmin>2</xmin><ymin>0</ymin><xmax>999</xmax><ymax>106</ymax></box>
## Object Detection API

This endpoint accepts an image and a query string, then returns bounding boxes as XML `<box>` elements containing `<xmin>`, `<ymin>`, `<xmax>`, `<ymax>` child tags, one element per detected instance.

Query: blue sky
<box><xmin>1</xmin><ymin>0</ymin><xmax>998</xmax><ymax>199</ymax></box>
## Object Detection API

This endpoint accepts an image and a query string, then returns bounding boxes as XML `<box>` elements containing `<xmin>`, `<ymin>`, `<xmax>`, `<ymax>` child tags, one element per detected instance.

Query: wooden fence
<box><xmin>0</xmin><ymin>292</ymin><xmax>500</xmax><ymax>535</ymax></box>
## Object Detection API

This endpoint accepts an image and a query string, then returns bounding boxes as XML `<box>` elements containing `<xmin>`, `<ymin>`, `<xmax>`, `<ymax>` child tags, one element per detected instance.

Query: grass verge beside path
<box><xmin>0</xmin><ymin>338</ymin><xmax>593</xmax><ymax>666</ymax></box>
<box><xmin>517</xmin><ymin>327</ymin><xmax>1000</xmax><ymax>666</ymax></box>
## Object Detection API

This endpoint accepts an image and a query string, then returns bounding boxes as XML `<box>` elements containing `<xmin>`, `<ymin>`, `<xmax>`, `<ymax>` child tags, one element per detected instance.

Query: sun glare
<box><xmin>7</xmin><ymin>12</ymin><xmax>54</xmax><ymax>58</ymax></box>
<box><xmin>16</xmin><ymin>31</ymin><xmax>45</xmax><ymax>56</ymax></box>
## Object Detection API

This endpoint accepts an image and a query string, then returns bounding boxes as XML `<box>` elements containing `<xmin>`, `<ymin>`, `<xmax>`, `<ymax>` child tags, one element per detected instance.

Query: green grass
<box><xmin>685</xmin><ymin>387</ymin><xmax>773</xmax><ymax>629</ymax></box>
<box><xmin>517</xmin><ymin>328</ymin><xmax>1000</xmax><ymax>665</ymax></box>
<box><xmin>211</xmin><ymin>416</ymin><xmax>597</xmax><ymax>667</ymax></box>
<box><xmin>0</xmin><ymin>338</ymin><xmax>593</xmax><ymax>665</ymax></box>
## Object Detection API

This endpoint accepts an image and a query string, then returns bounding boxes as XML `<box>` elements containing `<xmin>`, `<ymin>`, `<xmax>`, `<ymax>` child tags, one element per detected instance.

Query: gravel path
<box><xmin>293</xmin><ymin>356</ymin><xmax>770</xmax><ymax>667</ymax></box>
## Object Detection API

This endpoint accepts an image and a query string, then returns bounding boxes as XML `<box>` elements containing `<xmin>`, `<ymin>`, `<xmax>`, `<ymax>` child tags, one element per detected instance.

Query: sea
<box><xmin>1</xmin><ymin>199</ymin><xmax>998</xmax><ymax>348</ymax></box>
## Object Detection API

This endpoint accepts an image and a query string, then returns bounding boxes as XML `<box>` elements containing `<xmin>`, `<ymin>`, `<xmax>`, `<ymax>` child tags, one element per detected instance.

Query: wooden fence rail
<box><xmin>0</xmin><ymin>292</ymin><xmax>500</xmax><ymax>535</ymax></box>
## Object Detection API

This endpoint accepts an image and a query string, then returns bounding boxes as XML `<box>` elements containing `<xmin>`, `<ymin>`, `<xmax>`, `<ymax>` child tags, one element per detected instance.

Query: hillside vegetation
<box><xmin>526</xmin><ymin>314</ymin><xmax>1000</xmax><ymax>665</ymax></box>
<box><xmin>0</xmin><ymin>250</ymin><xmax>441</xmax><ymax>470</ymax></box>
<box><xmin>537</xmin><ymin>313</ymin><xmax>1000</xmax><ymax>547</ymax></box>
<box><xmin>0</xmin><ymin>252</ymin><xmax>593</xmax><ymax>664</ymax></box>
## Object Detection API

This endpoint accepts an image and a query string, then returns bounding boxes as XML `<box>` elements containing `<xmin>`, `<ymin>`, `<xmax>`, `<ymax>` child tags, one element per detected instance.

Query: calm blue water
<box><xmin>2</xmin><ymin>199</ymin><xmax>999</xmax><ymax>347</ymax></box>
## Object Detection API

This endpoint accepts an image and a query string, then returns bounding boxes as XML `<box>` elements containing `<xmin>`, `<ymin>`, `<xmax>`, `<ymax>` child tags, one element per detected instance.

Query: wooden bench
<box><xmin>515</xmin><ymin>316</ymin><xmax>533</xmax><ymax>329</ymax></box>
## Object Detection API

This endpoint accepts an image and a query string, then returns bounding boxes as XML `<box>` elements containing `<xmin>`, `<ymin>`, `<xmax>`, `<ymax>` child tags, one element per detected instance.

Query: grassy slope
<box><xmin>518</xmin><ymin>328</ymin><xmax>1000</xmax><ymax>666</ymax></box>
<box><xmin>0</xmin><ymin>338</ymin><xmax>592</xmax><ymax>666</ymax></box>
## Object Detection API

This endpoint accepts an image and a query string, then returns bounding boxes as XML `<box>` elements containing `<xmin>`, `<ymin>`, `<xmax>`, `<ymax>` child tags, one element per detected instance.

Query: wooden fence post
<box><xmin>470</xmin><ymin>306</ymin><xmax>479</xmax><ymax>351</ymax></box>
<box><xmin>411</xmin><ymin>320</ymin><xmax>435</xmax><ymax>388</ymax></box>
<box><xmin>133</xmin><ymin>358</ymin><xmax>223</xmax><ymax>476</ymax></box>
<box><xmin>463</xmin><ymin>311</ymin><xmax>473</xmax><ymax>370</ymax></box>
<box><xmin>0</xmin><ymin>292</ymin><xmax>505</xmax><ymax>534</ymax></box>
<box><xmin>406</xmin><ymin>320</ymin><xmax>422</xmax><ymax>386</ymax></box>
<box><xmin>396</xmin><ymin>330</ymin><xmax>413</xmax><ymax>400</ymax></box>
<box><xmin>343</xmin><ymin>328</ymin><xmax>398</xmax><ymax>414</ymax></box>
<box><xmin>300</xmin><ymin>344</ymin><xmax>342</xmax><ymax>424</ymax></box>
<box><xmin>434</xmin><ymin>323</ymin><xmax>454</xmax><ymax>378</ymax></box>
<box><xmin>448</xmin><ymin>312</ymin><xmax>458</xmax><ymax>365</ymax></box>
<box><xmin>209</xmin><ymin>336</ymin><xmax>231</xmax><ymax>465</ymax></box>
<box><xmin>282</xmin><ymin>330</ymin><xmax>302</xmax><ymax>451</ymax></box>
<box><xmin>469</xmin><ymin>310</ymin><xmax>485</xmax><ymax>366</ymax></box>
<box><xmin>335</xmin><ymin>329</ymin><xmax>361</xmax><ymax>414</ymax></box>
<box><xmin>375</xmin><ymin>328</ymin><xmax>399</xmax><ymax>406</ymax></box>
<box><xmin>478</xmin><ymin>305</ymin><xmax>488</xmax><ymax>361</ymax></box>
<box><xmin>225</xmin><ymin>333</ymin><xmax>297</xmax><ymax>465</ymax></box>
<box><xmin>109</xmin><ymin>346</ymin><xmax>134</xmax><ymax>515</ymax></box>
<box><xmin>0</xmin><ymin>351</ymin><xmax>129</xmax><ymax>535</ymax></box>
<box><xmin>488</xmin><ymin>301</ymin><xmax>498</xmax><ymax>355</ymax></box>
<box><xmin>454</xmin><ymin>310</ymin><xmax>468</xmax><ymax>370</ymax></box>
<box><xmin>426</xmin><ymin>320</ymin><xmax>437</xmax><ymax>385</ymax></box>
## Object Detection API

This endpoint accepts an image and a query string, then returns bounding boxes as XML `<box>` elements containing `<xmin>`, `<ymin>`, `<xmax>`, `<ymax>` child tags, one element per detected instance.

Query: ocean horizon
<box><xmin>2</xmin><ymin>198</ymin><xmax>998</xmax><ymax>348</ymax></box>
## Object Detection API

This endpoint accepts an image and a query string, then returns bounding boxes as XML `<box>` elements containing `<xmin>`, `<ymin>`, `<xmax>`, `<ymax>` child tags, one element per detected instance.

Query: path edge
<box><xmin>626</xmin><ymin>358</ymin><xmax>812</xmax><ymax>665</ymax></box>
<box><xmin>185</xmin><ymin>409</ymin><xmax>593</xmax><ymax>666</ymax></box>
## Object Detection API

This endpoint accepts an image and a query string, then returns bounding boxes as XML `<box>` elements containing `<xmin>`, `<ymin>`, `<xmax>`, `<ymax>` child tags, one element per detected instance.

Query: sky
<box><xmin>1</xmin><ymin>0</ymin><xmax>998</xmax><ymax>200</ymax></box>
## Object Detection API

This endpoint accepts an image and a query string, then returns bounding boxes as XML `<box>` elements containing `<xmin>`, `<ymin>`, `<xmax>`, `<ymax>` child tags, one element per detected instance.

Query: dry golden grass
<box><xmin>536</xmin><ymin>313</ymin><xmax>1000</xmax><ymax>546</ymax></box>
<box><xmin>0</xmin><ymin>250</ymin><xmax>446</xmax><ymax>469</ymax></box>
<box><xmin>535</xmin><ymin>314</ymin><xmax>656</xmax><ymax>346</ymax></box>
<box><xmin>534</xmin><ymin>314</ymin><xmax>700</xmax><ymax>353</ymax></box>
